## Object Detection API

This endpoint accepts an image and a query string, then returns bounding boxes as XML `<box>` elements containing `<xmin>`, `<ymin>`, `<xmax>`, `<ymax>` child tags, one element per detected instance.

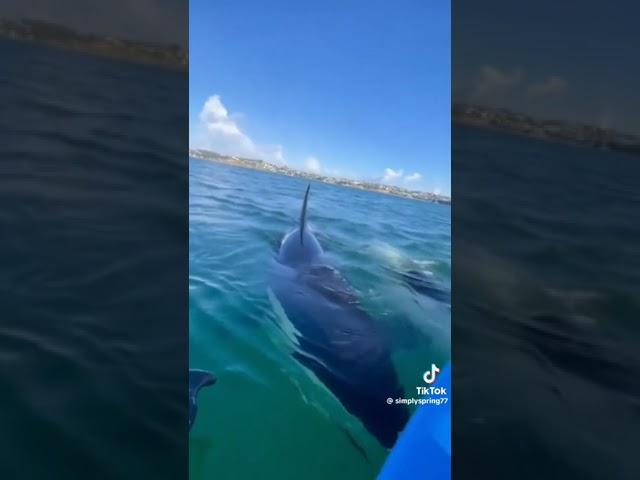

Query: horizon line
<box><xmin>188</xmin><ymin>146</ymin><xmax>451</xmax><ymax>199</ymax></box>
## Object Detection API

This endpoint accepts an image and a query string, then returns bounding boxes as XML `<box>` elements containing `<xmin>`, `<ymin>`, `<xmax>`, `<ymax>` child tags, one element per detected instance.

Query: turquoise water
<box><xmin>189</xmin><ymin>158</ymin><xmax>450</xmax><ymax>479</ymax></box>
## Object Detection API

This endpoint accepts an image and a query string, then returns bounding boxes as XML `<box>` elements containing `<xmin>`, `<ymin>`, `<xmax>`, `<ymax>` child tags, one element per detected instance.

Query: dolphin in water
<box><xmin>269</xmin><ymin>185</ymin><xmax>409</xmax><ymax>448</ymax></box>
<box><xmin>189</xmin><ymin>369</ymin><xmax>216</xmax><ymax>431</ymax></box>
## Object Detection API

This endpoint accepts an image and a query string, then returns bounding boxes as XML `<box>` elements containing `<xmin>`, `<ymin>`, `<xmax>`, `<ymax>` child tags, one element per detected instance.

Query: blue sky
<box><xmin>189</xmin><ymin>0</ymin><xmax>450</xmax><ymax>195</ymax></box>
<box><xmin>454</xmin><ymin>0</ymin><xmax>640</xmax><ymax>135</ymax></box>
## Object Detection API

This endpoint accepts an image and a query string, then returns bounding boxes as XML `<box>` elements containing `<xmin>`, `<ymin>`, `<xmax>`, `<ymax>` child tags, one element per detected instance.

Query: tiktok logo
<box><xmin>423</xmin><ymin>363</ymin><xmax>440</xmax><ymax>384</ymax></box>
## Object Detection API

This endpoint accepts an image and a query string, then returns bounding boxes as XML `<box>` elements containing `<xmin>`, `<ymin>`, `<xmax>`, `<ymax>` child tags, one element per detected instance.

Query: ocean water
<box><xmin>0</xmin><ymin>40</ymin><xmax>188</xmax><ymax>478</ymax></box>
<box><xmin>453</xmin><ymin>126</ymin><xmax>640</xmax><ymax>479</ymax></box>
<box><xmin>189</xmin><ymin>158</ymin><xmax>451</xmax><ymax>479</ymax></box>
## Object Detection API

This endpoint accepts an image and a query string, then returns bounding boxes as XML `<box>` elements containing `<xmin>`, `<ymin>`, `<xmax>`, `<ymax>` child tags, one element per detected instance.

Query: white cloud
<box><xmin>472</xmin><ymin>65</ymin><xmax>523</xmax><ymax>100</ymax></box>
<box><xmin>527</xmin><ymin>76</ymin><xmax>567</xmax><ymax>97</ymax></box>
<box><xmin>305</xmin><ymin>156</ymin><xmax>322</xmax><ymax>173</ymax></box>
<box><xmin>382</xmin><ymin>168</ymin><xmax>404</xmax><ymax>182</ymax></box>
<box><xmin>470</xmin><ymin>65</ymin><xmax>568</xmax><ymax>103</ymax></box>
<box><xmin>381</xmin><ymin>168</ymin><xmax>425</xmax><ymax>184</ymax></box>
<box><xmin>195</xmin><ymin>95</ymin><xmax>284</xmax><ymax>163</ymax></box>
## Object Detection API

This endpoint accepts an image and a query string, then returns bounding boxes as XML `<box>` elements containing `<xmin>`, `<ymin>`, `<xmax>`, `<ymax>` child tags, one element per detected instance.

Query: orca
<box><xmin>270</xmin><ymin>185</ymin><xmax>409</xmax><ymax>448</ymax></box>
<box><xmin>189</xmin><ymin>369</ymin><xmax>216</xmax><ymax>431</ymax></box>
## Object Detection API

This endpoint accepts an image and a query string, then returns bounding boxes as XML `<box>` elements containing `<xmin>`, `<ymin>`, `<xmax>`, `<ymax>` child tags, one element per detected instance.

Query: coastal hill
<box><xmin>189</xmin><ymin>148</ymin><xmax>451</xmax><ymax>205</ymax></box>
<box><xmin>454</xmin><ymin>103</ymin><xmax>640</xmax><ymax>156</ymax></box>
<box><xmin>0</xmin><ymin>18</ymin><xmax>186</xmax><ymax>70</ymax></box>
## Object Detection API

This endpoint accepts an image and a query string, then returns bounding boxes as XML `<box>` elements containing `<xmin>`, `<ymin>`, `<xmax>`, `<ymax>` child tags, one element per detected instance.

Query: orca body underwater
<box><xmin>269</xmin><ymin>185</ymin><xmax>409</xmax><ymax>448</ymax></box>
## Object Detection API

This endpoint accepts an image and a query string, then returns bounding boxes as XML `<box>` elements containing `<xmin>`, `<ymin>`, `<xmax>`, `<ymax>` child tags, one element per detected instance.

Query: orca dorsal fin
<box><xmin>300</xmin><ymin>184</ymin><xmax>311</xmax><ymax>245</ymax></box>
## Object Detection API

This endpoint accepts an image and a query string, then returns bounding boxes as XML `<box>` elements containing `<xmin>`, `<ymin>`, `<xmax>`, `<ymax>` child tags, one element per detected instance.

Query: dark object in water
<box><xmin>270</xmin><ymin>185</ymin><xmax>409</xmax><ymax>448</ymax></box>
<box><xmin>189</xmin><ymin>369</ymin><xmax>216</xmax><ymax>431</ymax></box>
<box><xmin>398</xmin><ymin>269</ymin><xmax>451</xmax><ymax>305</ymax></box>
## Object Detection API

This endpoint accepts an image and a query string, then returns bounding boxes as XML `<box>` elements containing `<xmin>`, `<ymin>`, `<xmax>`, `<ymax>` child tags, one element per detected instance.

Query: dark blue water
<box><xmin>0</xmin><ymin>40</ymin><xmax>188</xmax><ymax>478</ymax></box>
<box><xmin>189</xmin><ymin>158</ymin><xmax>450</xmax><ymax>479</ymax></box>
<box><xmin>453</xmin><ymin>126</ymin><xmax>640</xmax><ymax>479</ymax></box>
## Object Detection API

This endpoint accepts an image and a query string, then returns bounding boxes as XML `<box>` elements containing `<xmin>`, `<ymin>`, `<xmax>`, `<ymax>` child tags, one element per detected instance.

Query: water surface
<box><xmin>0</xmin><ymin>39</ymin><xmax>188</xmax><ymax>479</ymax></box>
<box><xmin>189</xmin><ymin>158</ymin><xmax>451</xmax><ymax>479</ymax></box>
<box><xmin>453</xmin><ymin>126</ymin><xmax>640</xmax><ymax>479</ymax></box>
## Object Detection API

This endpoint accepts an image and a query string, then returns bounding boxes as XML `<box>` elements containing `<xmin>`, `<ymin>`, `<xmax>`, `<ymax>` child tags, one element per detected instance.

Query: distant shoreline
<box><xmin>0</xmin><ymin>18</ymin><xmax>187</xmax><ymax>71</ymax></box>
<box><xmin>453</xmin><ymin>103</ymin><xmax>640</xmax><ymax>156</ymax></box>
<box><xmin>189</xmin><ymin>149</ymin><xmax>451</xmax><ymax>205</ymax></box>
